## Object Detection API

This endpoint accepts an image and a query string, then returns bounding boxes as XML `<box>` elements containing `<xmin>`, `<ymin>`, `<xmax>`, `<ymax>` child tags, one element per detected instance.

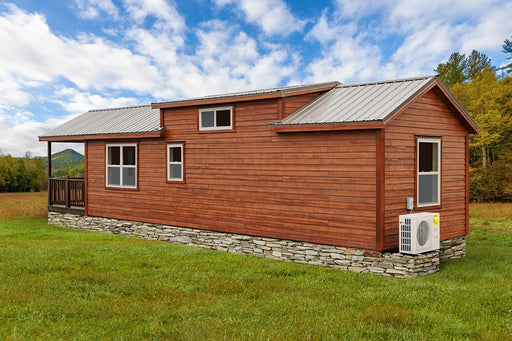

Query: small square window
<box><xmin>201</xmin><ymin>111</ymin><xmax>215</xmax><ymax>128</ymax></box>
<box><xmin>199</xmin><ymin>107</ymin><xmax>233</xmax><ymax>130</ymax></box>
<box><xmin>106</xmin><ymin>144</ymin><xmax>137</xmax><ymax>188</ymax></box>
<box><xmin>216</xmin><ymin>109</ymin><xmax>231</xmax><ymax>127</ymax></box>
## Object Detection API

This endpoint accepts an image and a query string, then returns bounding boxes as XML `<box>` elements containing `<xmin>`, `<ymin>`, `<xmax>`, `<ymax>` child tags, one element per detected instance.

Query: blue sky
<box><xmin>1</xmin><ymin>0</ymin><xmax>511</xmax><ymax>156</ymax></box>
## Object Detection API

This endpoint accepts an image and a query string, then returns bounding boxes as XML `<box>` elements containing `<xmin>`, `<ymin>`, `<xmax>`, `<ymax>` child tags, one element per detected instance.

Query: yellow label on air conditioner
<box><xmin>433</xmin><ymin>215</ymin><xmax>439</xmax><ymax>225</ymax></box>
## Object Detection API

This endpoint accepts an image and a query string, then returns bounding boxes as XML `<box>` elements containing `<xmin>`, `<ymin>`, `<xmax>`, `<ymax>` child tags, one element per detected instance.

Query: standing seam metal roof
<box><xmin>152</xmin><ymin>81</ymin><xmax>340</xmax><ymax>106</ymax></box>
<box><xmin>272</xmin><ymin>76</ymin><xmax>438</xmax><ymax>126</ymax></box>
<box><xmin>40</xmin><ymin>105</ymin><xmax>161</xmax><ymax>138</ymax></box>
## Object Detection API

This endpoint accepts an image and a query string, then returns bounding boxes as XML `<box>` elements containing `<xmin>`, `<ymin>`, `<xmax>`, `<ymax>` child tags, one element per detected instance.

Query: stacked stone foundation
<box><xmin>48</xmin><ymin>212</ymin><xmax>465</xmax><ymax>278</ymax></box>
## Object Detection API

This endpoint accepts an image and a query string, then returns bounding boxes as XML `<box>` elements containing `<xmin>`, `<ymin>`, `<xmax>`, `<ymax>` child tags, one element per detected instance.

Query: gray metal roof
<box><xmin>40</xmin><ymin>105</ymin><xmax>161</xmax><ymax>138</ymax></box>
<box><xmin>152</xmin><ymin>81</ymin><xmax>340</xmax><ymax>107</ymax></box>
<box><xmin>272</xmin><ymin>76</ymin><xmax>438</xmax><ymax>126</ymax></box>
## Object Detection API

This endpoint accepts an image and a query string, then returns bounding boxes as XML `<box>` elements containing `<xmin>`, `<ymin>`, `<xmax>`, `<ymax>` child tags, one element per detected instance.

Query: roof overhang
<box><xmin>39</xmin><ymin>128</ymin><xmax>165</xmax><ymax>142</ymax></box>
<box><xmin>151</xmin><ymin>82</ymin><xmax>339</xmax><ymax>109</ymax></box>
<box><xmin>270</xmin><ymin>121</ymin><xmax>384</xmax><ymax>133</ymax></box>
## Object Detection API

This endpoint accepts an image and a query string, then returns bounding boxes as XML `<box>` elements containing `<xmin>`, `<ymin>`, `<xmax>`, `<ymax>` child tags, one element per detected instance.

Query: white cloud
<box><xmin>306</xmin><ymin>10</ymin><xmax>357</xmax><ymax>45</ymax></box>
<box><xmin>190</xmin><ymin>20</ymin><xmax>296</xmax><ymax>94</ymax></box>
<box><xmin>51</xmin><ymin>87</ymin><xmax>141</xmax><ymax>113</ymax></box>
<box><xmin>390</xmin><ymin>22</ymin><xmax>463</xmax><ymax>75</ymax></box>
<box><xmin>0</xmin><ymin>110</ymin><xmax>79</xmax><ymax>156</ymax></box>
<box><xmin>305</xmin><ymin>0</ymin><xmax>512</xmax><ymax>83</ymax></box>
<box><xmin>459</xmin><ymin>1</ymin><xmax>512</xmax><ymax>56</ymax></box>
<box><xmin>304</xmin><ymin>36</ymin><xmax>392</xmax><ymax>83</ymax></box>
<box><xmin>214</xmin><ymin>0</ymin><xmax>305</xmax><ymax>36</ymax></box>
<box><xmin>334</xmin><ymin>0</ymin><xmax>389</xmax><ymax>20</ymax></box>
<box><xmin>74</xmin><ymin>0</ymin><xmax>119</xmax><ymax>20</ymax></box>
<box><xmin>0</xmin><ymin>4</ymin><xmax>162</xmax><ymax>94</ymax></box>
<box><xmin>304</xmin><ymin>9</ymin><xmax>392</xmax><ymax>83</ymax></box>
<box><xmin>123</xmin><ymin>0</ymin><xmax>186</xmax><ymax>33</ymax></box>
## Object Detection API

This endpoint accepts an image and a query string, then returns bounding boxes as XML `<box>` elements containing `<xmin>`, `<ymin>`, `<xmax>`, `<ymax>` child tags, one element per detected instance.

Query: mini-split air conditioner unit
<box><xmin>399</xmin><ymin>212</ymin><xmax>440</xmax><ymax>254</ymax></box>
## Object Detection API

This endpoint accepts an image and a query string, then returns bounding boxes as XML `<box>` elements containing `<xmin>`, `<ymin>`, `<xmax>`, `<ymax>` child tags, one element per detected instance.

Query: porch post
<box><xmin>47</xmin><ymin>141</ymin><xmax>52</xmax><ymax>206</ymax></box>
<box><xmin>47</xmin><ymin>141</ymin><xmax>52</xmax><ymax>178</ymax></box>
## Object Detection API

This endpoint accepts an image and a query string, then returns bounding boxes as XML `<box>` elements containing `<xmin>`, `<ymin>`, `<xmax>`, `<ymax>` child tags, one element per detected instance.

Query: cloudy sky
<box><xmin>1</xmin><ymin>0</ymin><xmax>511</xmax><ymax>156</ymax></box>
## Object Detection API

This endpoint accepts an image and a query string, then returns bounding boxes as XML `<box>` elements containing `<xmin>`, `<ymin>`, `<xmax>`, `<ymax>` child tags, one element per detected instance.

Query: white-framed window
<box><xmin>417</xmin><ymin>137</ymin><xmax>441</xmax><ymax>207</ymax></box>
<box><xmin>167</xmin><ymin>143</ymin><xmax>184</xmax><ymax>181</ymax></box>
<box><xmin>106</xmin><ymin>143</ymin><xmax>137</xmax><ymax>188</ymax></box>
<box><xmin>199</xmin><ymin>106</ymin><xmax>233</xmax><ymax>131</ymax></box>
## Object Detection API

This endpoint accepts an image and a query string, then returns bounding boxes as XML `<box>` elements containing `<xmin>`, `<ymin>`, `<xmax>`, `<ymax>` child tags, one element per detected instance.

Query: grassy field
<box><xmin>0</xmin><ymin>192</ymin><xmax>47</xmax><ymax>220</ymax></box>
<box><xmin>0</xmin><ymin>193</ymin><xmax>511</xmax><ymax>340</ymax></box>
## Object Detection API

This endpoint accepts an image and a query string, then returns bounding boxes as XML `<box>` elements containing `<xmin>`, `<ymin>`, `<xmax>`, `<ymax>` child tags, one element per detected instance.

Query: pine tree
<box><xmin>502</xmin><ymin>36</ymin><xmax>512</xmax><ymax>74</ymax></box>
<box><xmin>466</xmin><ymin>50</ymin><xmax>493</xmax><ymax>80</ymax></box>
<box><xmin>435</xmin><ymin>52</ymin><xmax>468</xmax><ymax>86</ymax></box>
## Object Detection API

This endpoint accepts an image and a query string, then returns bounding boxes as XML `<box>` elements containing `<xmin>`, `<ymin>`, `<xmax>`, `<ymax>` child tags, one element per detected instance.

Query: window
<box><xmin>106</xmin><ymin>144</ymin><xmax>137</xmax><ymax>188</ymax></box>
<box><xmin>417</xmin><ymin>138</ymin><xmax>441</xmax><ymax>206</ymax></box>
<box><xmin>199</xmin><ymin>107</ymin><xmax>233</xmax><ymax>131</ymax></box>
<box><xmin>167</xmin><ymin>143</ymin><xmax>184</xmax><ymax>181</ymax></box>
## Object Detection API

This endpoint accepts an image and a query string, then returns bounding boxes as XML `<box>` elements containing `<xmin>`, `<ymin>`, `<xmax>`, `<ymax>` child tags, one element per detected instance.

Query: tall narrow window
<box><xmin>167</xmin><ymin>143</ymin><xmax>184</xmax><ymax>181</ymax></box>
<box><xmin>417</xmin><ymin>138</ymin><xmax>441</xmax><ymax>206</ymax></box>
<box><xmin>199</xmin><ymin>107</ymin><xmax>233</xmax><ymax>131</ymax></box>
<box><xmin>106</xmin><ymin>144</ymin><xmax>137</xmax><ymax>188</ymax></box>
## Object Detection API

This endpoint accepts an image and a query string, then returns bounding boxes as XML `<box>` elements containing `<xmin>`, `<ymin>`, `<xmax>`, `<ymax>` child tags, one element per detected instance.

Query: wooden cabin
<box><xmin>40</xmin><ymin>75</ymin><xmax>478</xmax><ymax>265</ymax></box>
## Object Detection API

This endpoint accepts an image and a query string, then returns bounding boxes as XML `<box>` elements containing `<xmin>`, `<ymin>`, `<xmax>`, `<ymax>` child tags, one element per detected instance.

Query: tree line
<box><xmin>0</xmin><ymin>153</ymin><xmax>47</xmax><ymax>192</ymax></box>
<box><xmin>0</xmin><ymin>149</ymin><xmax>85</xmax><ymax>193</ymax></box>
<box><xmin>436</xmin><ymin>37</ymin><xmax>512</xmax><ymax>201</ymax></box>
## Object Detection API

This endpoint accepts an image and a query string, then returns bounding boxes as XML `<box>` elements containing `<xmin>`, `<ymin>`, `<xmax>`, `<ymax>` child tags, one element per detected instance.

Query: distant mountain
<box><xmin>42</xmin><ymin>149</ymin><xmax>85</xmax><ymax>177</ymax></box>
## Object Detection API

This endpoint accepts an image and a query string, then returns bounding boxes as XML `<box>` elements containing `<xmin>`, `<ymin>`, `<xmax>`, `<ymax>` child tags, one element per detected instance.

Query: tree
<box><xmin>502</xmin><ymin>36</ymin><xmax>512</xmax><ymax>74</ymax></box>
<box><xmin>435</xmin><ymin>52</ymin><xmax>467</xmax><ymax>87</ymax></box>
<box><xmin>451</xmin><ymin>70</ymin><xmax>511</xmax><ymax>169</ymax></box>
<box><xmin>466</xmin><ymin>50</ymin><xmax>493</xmax><ymax>80</ymax></box>
<box><xmin>0</xmin><ymin>153</ymin><xmax>48</xmax><ymax>192</ymax></box>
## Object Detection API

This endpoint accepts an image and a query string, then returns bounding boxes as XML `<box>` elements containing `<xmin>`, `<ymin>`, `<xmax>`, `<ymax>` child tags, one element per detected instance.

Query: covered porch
<box><xmin>38</xmin><ymin>104</ymin><xmax>165</xmax><ymax>217</ymax></box>
<box><xmin>45</xmin><ymin>141</ymin><xmax>86</xmax><ymax>215</ymax></box>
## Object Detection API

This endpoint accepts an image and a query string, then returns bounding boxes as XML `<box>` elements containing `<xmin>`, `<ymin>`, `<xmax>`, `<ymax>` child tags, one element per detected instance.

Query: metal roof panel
<box><xmin>152</xmin><ymin>81</ymin><xmax>340</xmax><ymax>107</ymax></box>
<box><xmin>40</xmin><ymin>105</ymin><xmax>161</xmax><ymax>137</ymax></box>
<box><xmin>273</xmin><ymin>76</ymin><xmax>436</xmax><ymax>126</ymax></box>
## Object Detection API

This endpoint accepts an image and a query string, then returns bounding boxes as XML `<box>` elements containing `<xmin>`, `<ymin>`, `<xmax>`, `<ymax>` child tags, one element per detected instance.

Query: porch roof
<box><xmin>39</xmin><ymin>105</ymin><xmax>163</xmax><ymax>142</ymax></box>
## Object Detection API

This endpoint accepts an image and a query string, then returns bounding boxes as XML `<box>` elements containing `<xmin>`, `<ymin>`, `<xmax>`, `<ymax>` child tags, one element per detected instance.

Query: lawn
<box><xmin>0</xmin><ymin>192</ymin><xmax>47</xmax><ymax>220</ymax></box>
<box><xmin>0</xmin><ymin>193</ymin><xmax>511</xmax><ymax>340</ymax></box>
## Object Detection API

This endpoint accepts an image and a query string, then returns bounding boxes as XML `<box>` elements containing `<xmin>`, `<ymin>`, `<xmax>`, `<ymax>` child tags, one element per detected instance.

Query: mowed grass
<box><xmin>0</xmin><ymin>191</ymin><xmax>47</xmax><ymax>220</ymax></box>
<box><xmin>470</xmin><ymin>202</ymin><xmax>512</xmax><ymax>234</ymax></box>
<box><xmin>0</xmin><ymin>194</ymin><xmax>511</xmax><ymax>340</ymax></box>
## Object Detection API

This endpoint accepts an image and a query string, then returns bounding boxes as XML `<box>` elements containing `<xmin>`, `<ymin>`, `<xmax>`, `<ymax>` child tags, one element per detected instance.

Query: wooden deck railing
<box><xmin>48</xmin><ymin>177</ymin><xmax>85</xmax><ymax>211</ymax></box>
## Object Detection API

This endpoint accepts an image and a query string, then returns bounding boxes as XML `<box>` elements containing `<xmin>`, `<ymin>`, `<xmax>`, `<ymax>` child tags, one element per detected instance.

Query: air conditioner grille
<box><xmin>417</xmin><ymin>220</ymin><xmax>431</xmax><ymax>246</ymax></box>
<box><xmin>401</xmin><ymin>218</ymin><xmax>412</xmax><ymax>252</ymax></box>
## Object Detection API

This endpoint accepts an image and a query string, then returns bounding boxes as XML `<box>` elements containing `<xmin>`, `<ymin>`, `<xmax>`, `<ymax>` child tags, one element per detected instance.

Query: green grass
<box><xmin>469</xmin><ymin>202</ymin><xmax>512</xmax><ymax>234</ymax></box>
<box><xmin>1</xmin><ymin>218</ymin><xmax>511</xmax><ymax>340</ymax></box>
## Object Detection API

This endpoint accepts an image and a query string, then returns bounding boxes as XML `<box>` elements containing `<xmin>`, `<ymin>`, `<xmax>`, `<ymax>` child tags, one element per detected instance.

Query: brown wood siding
<box><xmin>282</xmin><ymin>93</ymin><xmax>321</xmax><ymax>119</ymax></box>
<box><xmin>86</xmin><ymin>94</ymin><xmax>378</xmax><ymax>249</ymax></box>
<box><xmin>384</xmin><ymin>89</ymin><xmax>468</xmax><ymax>250</ymax></box>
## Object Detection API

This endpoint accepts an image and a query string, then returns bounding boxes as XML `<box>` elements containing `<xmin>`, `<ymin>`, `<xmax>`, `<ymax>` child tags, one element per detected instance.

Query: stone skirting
<box><xmin>48</xmin><ymin>212</ymin><xmax>465</xmax><ymax>278</ymax></box>
<box><xmin>440</xmin><ymin>236</ymin><xmax>466</xmax><ymax>261</ymax></box>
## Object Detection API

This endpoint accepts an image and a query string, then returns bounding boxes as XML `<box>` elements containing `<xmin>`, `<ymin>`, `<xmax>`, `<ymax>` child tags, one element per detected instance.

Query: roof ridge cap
<box><xmin>336</xmin><ymin>75</ymin><xmax>437</xmax><ymax>88</ymax></box>
<box><xmin>88</xmin><ymin>104</ymin><xmax>152</xmax><ymax>113</ymax></box>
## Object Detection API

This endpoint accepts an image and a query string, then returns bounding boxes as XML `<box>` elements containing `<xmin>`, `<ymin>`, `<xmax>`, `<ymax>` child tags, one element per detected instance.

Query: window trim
<box><xmin>105</xmin><ymin>143</ymin><xmax>137</xmax><ymax>189</ymax></box>
<box><xmin>199</xmin><ymin>106</ymin><xmax>233</xmax><ymax>131</ymax></box>
<box><xmin>416</xmin><ymin>137</ymin><xmax>441</xmax><ymax>207</ymax></box>
<box><xmin>167</xmin><ymin>142</ymin><xmax>184</xmax><ymax>182</ymax></box>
